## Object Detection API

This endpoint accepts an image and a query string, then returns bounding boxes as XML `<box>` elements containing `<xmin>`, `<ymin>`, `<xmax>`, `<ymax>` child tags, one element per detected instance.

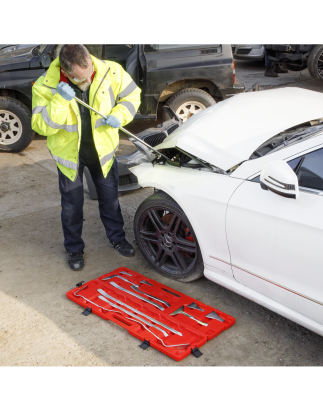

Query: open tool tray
<box><xmin>66</xmin><ymin>267</ymin><xmax>235</xmax><ymax>361</ymax></box>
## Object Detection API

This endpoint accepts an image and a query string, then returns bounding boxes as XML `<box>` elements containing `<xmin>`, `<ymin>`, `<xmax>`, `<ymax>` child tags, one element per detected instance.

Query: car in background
<box><xmin>0</xmin><ymin>44</ymin><xmax>244</xmax><ymax>153</ymax></box>
<box><xmin>264</xmin><ymin>44</ymin><xmax>323</xmax><ymax>82</ymax></box>
<box><xmin>232</xmin><ymin>44</ymin><xmax>265</xmax><ymax>61</ymax></box>
<box><xmin>130</xmin><ymin>87</ymin><xmax>323</xmax><ymax>337</ymax></box>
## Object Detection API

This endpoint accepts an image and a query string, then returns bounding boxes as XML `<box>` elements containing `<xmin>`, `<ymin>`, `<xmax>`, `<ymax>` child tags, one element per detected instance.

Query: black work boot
<box><xmin>264</xmin><ymin>66</ymin><xmax>278</xmax><ymax>77</ymax></box>
<box><xmin>273</xmin><ymin>63</ymin><xmax>288</xmax><ymax>73</ymax></box>
<box><xmin>110</xmin><ymin>239</ymin><xmax>135</xmax><ymax>257</ymax></box>
<box><xmin>68</xmin><ymin>252</ymin><xmax>84</xmax><ymax>271</ymax></box>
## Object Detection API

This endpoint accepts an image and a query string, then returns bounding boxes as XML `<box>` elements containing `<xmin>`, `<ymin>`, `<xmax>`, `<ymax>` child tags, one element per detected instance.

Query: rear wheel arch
<box><xmin>0</xmin><ymin>88</ymin><xmax>32</xmax><ymax>108</ymax></box>
<box><xmin>159</xmin><ymin>79</ymin><xmax>222</xmax><ymax>103</ymax></box>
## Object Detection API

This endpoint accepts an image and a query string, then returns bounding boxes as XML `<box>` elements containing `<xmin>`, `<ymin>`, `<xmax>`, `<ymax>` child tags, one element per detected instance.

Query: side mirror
<box><xmin>260</xmin><ymin>160</ymin><xmax>299</xmax><ymax>199</ymax></box>
<box><xmin>40</xmin><ymin>53</ymin><xmax>52</xmax><ymax>68</ymax></box>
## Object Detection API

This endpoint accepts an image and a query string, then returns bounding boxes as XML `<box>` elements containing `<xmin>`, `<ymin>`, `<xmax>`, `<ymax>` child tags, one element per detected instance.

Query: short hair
<box><xmin>59</xmin><ymin>44</ymin><xmax>91</xmax><ymax>74</ymax></box>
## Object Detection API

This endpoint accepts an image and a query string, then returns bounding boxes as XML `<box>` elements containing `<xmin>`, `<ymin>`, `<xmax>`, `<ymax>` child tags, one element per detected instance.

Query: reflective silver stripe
<box><xmin>100</xmin><ymin>144</ymin><xmax>119</xmax><ymax>167</ymax></box>
<box><xmin>32</xmin><ymin>105</ymin><xmax>77</xmax><ymax>132</ymax></box>
<box><xmin>95</xmin><ymin>117</ymin><xmax>104</xmax><ymax>129</ymax></box>
<box><xmin>116</xmin><ymin>81</ymin><xmax>137</xmax><ymax>101</ymax></box>
<box><xmin>108</xmin><ymin>86</ymin><xmax>115</xmax><ymax>108</ymax></box>
<box><xmin>41</xmin><ymin>70</ymin><xmax>48</xmax><ymax>78</ymax></box>
<box><xmin>117</xmin><ymin>101</ymin><xmax>136</xmax><ymax>117</ymax></box>
<box><xmin>52</xmin><ymin>155</ymin><xmax>78</xmax><ymax>170</ymax></box>
<box><xmin>44</xmin><ymin>85</ymin><xmax>57</xmax><ymax>95</ymax></box>
<box><xmin>32</xmin><ymin>106</ymin><xmax>44</xmax><ymax>115</ymax></box>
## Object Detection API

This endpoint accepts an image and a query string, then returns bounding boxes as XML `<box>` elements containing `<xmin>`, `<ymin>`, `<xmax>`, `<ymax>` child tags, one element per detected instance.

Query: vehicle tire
<box><xmin>163</xmin><ymin>88</ymin><xmax>216</xmax><ymax>122</ymax></box>
<box><xmin>134</xmin><ymin>191</ymin><xmax>204</xmax><ymax>282</ymax></box>
<box><xmin>307</xmin><ymin>45</ymin><xmax>323</xmax><ymax>82</ymax></box>
<box><xmin>284</xmin><ymin>62</ymin><xmax>307</xmax><ymax>71</ymax></box>
<box><xmin>0</xmin><ymin>97</ymin><xmax>35</xmax><ymax>152</ymax></box>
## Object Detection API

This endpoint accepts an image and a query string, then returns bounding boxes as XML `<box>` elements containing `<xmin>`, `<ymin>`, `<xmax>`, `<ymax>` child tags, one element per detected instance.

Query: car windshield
<box><xmin>249</xmin><ymin>120</ymin><xmax>323</xmax><ymax>159</ymax></box>
<box><xmin>33</xmin><ymin>44</ymin><xmax>47</xmax><ymax>56</ymax></box>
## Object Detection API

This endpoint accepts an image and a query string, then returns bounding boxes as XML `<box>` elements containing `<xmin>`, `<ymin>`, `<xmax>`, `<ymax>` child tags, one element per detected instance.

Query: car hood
<box><xmin>0</xmin><ymin>44</ymin><xmax>38</xmax><ymax>70</ymax></box>
<box><xmin>156</xmin><ymin>87</ymin><xmax>323</xmax><ymax>171</ymax></box>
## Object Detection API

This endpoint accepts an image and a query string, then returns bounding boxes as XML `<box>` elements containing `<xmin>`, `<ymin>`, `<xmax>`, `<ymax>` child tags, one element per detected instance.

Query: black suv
<box><xmin>0</xmin><ymin>44</ymin><xmax>244</xmax><ymax>153</ymax></box>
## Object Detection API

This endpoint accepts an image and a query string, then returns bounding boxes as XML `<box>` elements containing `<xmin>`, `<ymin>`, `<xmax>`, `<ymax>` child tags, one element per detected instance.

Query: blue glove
<box><xmin>102</xmin><ymin>115</ymin><xmax>121</xmax><ymax>128</ymax></box>
<box><xmin>56</xmin><ymin>82</ymin><xmax>75</xmax><ymax>101</ymax></box>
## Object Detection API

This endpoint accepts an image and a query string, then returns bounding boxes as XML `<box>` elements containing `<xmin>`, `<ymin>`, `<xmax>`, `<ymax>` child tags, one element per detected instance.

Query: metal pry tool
<box><xmin>97</xmin><ymin>288</ymin><xmax>182</xmax><ymax>336</ymax></box>
<box><xmin>73</xmin><ymin>96</ymin><xmax>171</xmax><ymax>162</ymax></box>
<box><xmin>205</xmin><ymin>311</ymin><xmax>225</xmax><ymax>322</ymax></box>
<box><xmin>170</xmin><ymin>306</ymin><xmax>208</xmax><ymax>327</ymax></box>
<box><xmin>187</xmin><ymin>302</ymin><xmax>204</xmax><ymax>312</ymax></box>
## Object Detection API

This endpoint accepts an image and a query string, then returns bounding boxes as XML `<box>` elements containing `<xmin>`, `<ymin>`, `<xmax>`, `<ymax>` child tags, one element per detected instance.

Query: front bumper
<box><xmin>232</xmin><ymin>44</ymin><xmax>265</xmax><ymax>61</ymax></box>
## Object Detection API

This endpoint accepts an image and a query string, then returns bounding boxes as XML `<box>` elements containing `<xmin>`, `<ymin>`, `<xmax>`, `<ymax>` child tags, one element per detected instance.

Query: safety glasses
<box><xmin>67</xmin><ymin>64</ymin><xmax>94</xmax><ymax>84</ymax></box>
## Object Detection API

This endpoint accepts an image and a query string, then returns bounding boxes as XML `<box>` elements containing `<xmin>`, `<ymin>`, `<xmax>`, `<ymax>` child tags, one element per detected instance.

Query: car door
<box><xmin>104</xmin><ymin>45</ymin><xmax>134</xmax><ymax>69</ymax></box>
<box><xmin>226</xmin><ymin>146</ymin><xmax>323</xmax><ymax>325</ymax></box>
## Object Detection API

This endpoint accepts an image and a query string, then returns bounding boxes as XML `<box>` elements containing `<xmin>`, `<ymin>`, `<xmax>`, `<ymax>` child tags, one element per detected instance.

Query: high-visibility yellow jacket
<box><xmin>31</xmin><ymin>55</ymin><xmax>141</xmax><ymax>181</ymax></box>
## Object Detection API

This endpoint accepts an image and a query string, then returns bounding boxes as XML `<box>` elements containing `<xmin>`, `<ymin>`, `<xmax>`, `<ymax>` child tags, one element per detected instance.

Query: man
<box><xmin>32</xmin><ymin>44</ymin><xmax>141</xmax><ymax>271</ymax></box>
<box><xmin>264</xmin><ymin>46</ymin><xmax>289</xmax><ymax>77</ymax></box>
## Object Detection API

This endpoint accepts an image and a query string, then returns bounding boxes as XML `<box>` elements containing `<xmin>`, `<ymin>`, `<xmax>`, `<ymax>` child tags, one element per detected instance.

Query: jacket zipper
<box><xmin>90</xmin><ymin>67</ymin><xmax>111</xmax><ymax>163</ymax></box>
<box><xmin>91</xmin><ymin>67</ymin><xmax>110</xmax><ymax>107</ymax></box>
<box><xmin>71</xmin><ymin>103</ymin><xmax>81</xmax><ymax>181</ymax></box>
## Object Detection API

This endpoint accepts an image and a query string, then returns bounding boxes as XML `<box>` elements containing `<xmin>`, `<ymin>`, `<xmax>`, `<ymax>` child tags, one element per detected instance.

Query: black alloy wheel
<box><xmin>134</xmin><ymin>191</ymin><xmax>204</xmax><ymax>282</ymax></box>
<box><xmin>307</xmin><ymin>45</ymin><xmax>323</xmax><ymax>82</ymax></box>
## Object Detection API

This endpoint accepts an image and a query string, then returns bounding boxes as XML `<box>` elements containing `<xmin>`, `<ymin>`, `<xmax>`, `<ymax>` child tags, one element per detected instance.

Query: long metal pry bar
<box><xmin>73</xmin><ymin>96</ymin><xmax>170</xmax><ymax>161</ymax></box>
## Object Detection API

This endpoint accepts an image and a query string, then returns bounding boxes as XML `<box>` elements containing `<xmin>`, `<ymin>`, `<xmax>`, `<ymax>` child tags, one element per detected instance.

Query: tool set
<box><xmin>67</xmin><ymin>267</ymin><xmax>235</xmax><ymax>361</ymax></box>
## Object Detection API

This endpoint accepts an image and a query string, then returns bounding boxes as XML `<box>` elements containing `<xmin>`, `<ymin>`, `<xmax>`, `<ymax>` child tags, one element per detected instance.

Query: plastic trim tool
<box><xmin>170</xmin><ymin>306</ymin><xmax>208</xmax><ymax>327</ymax></box>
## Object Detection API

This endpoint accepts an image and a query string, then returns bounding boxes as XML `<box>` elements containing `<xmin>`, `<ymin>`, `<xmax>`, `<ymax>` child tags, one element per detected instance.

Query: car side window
<box><xmin>296</xmin><ymin>148</ymin><xmax>323</xmax><ymax>191</ymax></box>
<box><xmin>144</xmin><ymin>44</ymin><xmax>220</xmax><ymax>53</ymax></box>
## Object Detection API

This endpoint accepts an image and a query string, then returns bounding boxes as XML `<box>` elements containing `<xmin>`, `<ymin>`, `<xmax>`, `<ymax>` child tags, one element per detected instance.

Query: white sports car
<box><xmin>130</xmin><ymin>87</ymin><xmax>323</xmax><ymax>337</ymax></box>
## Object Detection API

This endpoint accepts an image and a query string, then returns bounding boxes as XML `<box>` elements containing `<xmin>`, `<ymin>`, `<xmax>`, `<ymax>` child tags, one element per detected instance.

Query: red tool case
<box><xmin>66</xmin><ymin>267</ymin><xmax>235</xmax><ymax>361</ymax></box>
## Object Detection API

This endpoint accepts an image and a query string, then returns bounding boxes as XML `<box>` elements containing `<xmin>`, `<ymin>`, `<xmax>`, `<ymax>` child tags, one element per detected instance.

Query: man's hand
<box><xmin>57</xmin><ymin>82</ymin><xmax>75</xmax><ymax>101</ymax></box>
<box><xmin>102</xmin><ymin>115</ymin><xmax>121</xmax><ymax>128</ymax></box>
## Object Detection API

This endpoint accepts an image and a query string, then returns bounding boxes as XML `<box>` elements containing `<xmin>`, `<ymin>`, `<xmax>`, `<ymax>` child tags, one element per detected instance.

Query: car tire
<box><xmin>163</xmin><ymin>88</ymin><xmax>216</xmax><ymax>122</ymax></box>
<box><xmin>0</xmin><ymin>97</ymin><xmax>35</xmax><ymax>152</ymax></box>
<box><xmin>307</xmin><ymin>45</ymin><xmax>323</xmax><ymax>82</ymax></box>
<box><xmin>134</xmin><ymin>191</ymin><xmax>204</xmax><ymax>282</ymax></box>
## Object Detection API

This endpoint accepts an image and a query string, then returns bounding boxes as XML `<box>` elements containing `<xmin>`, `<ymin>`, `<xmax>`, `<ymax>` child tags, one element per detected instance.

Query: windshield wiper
<box><xmin>284</xmin><ymin>124</ymin><xmax>323</xmax><ymax>145</ymax></box>
<box><xmin>270</xmin><ymin>124</ymin><xmax>323</xmax><ymax>154</ymax></box>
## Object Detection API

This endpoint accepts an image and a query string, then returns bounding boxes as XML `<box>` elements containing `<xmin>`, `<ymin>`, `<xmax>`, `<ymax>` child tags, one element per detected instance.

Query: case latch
<box><xmin>139</xmin><ymin>339</ymin><xmax>150</xmax><ymax>350</ymax></box>
<box><xmin>76</xmin><ymin>281</ymin><xmax>85</xmax><ymax>287</ymax></box>
<box><xmin>191</xmin><ymin>346</ymin><xmax>203</xmax><ymax>358</ymax></box>
<box><xmin>82</xmin><ymin>306</ymin><xmax>92</xmax><ymax>316</ymax></box>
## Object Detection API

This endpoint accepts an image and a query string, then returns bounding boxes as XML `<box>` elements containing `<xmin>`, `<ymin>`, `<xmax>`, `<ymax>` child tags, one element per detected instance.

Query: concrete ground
<box><xmin>1</xmin><ymin>62</ymin><xmax>323</xmax><ymax>366</ymax></box>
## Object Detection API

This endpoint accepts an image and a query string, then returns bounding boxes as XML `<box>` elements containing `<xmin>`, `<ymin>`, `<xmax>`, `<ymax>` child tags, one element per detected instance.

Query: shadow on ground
<box><xmin>1</xmin><ymin>155</ymin><xmax>323</xmax><ymax>366</ymax></box>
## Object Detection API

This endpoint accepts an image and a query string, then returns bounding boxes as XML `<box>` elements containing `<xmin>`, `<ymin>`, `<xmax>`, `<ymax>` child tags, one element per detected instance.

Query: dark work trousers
<box><xmin>264</xmin><ymin>48</ymin><xmax>274</xmax><ymax>68</ymax></box>
<box><xmin>58</xmin><ymin>142</ymin><xmax>125</xmax><ymax>253</ymax></box>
